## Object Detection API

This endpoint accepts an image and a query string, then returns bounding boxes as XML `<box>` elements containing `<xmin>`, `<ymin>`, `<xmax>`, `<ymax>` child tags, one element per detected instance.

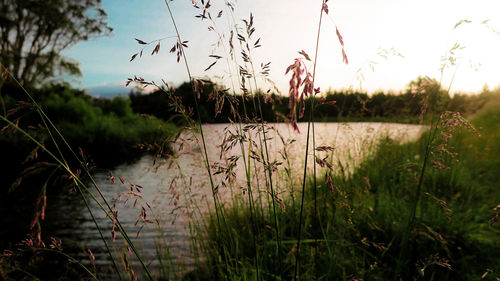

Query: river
<box><xmin>48</xmin><ymin>122</ymin><xmax>426</xmax><ymax>279</ymax></box>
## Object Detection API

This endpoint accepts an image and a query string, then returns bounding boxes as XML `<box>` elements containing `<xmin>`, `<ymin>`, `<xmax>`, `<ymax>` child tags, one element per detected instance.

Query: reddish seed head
<box><xmin>336</xmin><ymin>27</ymin><xmax>344</xmax><ymax>47</ymax></box>
<box><xmin>322</xmin><ymin>3</ymin><xmax>329</xmax><ymax>14</ymax></box>
<box><xmin>111</xmin><ymin>225</ymin><xmax>116</xmax><ymax>241</ymax></box>
<box><xmin>129</xmin><ymin>191</ymin><xmax>143</xmax><ymax>198</ymax></box>
<box><xmin>2</xmin><ymin>250</ymin><xmax>13</xmax><ymax>257</ymax></box>
<box><xmin>342</xmin><ymin>48</ymin><xmax>349</xmax><ymax>64</ymax></box>
<box><xmin>88</xmin><ymin>249</ymin><xmax>95</xmax><ymax>262</ymax></box>
<box><xmin>131</xmin><ymin>269</ymin><xmax>138</xmax><ymax>281</ymax></box>
<box><xmin>30</xmin><ymin>215</ymin><xmax>38</xmax><ymax>229</ymax></box>
<box><xmin>40</xmin><ymin>195</ymin><xmax>46</xmax><ymax>220</ymax></box>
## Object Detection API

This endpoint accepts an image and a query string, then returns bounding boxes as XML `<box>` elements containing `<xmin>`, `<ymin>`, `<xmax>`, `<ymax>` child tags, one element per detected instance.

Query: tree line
<box><xmin>130</xmin><ymin>77</ymin><xmax>499</xmax><ymax>125</ymax></box>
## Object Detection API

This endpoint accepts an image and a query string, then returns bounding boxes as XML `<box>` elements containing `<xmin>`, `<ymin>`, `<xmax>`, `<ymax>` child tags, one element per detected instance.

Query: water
<box><xmin>49</xmin><ymin>122</ymin><xmax>426</xmax><ymax>278</ymax></box>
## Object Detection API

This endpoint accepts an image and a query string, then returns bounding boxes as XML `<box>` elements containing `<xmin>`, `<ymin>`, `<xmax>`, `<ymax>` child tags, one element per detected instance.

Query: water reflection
<box><xmin>50</xmin><ymin>122</ymin><xmax>426</xmax><ymax>278</ymax></box>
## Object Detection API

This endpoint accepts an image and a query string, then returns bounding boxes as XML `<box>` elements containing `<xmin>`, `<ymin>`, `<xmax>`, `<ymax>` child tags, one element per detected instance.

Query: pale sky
<box><xmin>64</xmin><ymin>0</ymin><xmax>500</xmax><ymax>96</ymax></box>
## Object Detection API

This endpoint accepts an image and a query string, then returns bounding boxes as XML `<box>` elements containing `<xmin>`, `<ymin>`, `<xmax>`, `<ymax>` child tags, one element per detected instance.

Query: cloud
<box><xmin>85</xmin><ymin>81</ymin><xmax>137</xmax><ymax>97</ymax></box>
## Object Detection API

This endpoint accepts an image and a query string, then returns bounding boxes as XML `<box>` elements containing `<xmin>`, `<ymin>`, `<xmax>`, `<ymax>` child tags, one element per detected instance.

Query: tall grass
<box><xmin>1</xmin><ymin>0</ymin><xmax>500</xmax><ymax>281</ymax></box>
<box><xmin>0</xmin><ymin>71</ymin><xmax>160</xmax><ymax>280</ymax></box>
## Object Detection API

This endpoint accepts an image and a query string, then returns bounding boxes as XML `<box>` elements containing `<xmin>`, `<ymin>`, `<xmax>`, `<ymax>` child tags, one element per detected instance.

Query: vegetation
<box><xmin>130</xmin><ymin>77</ymin><xmax>496</xmax><ymax>124</ymax></box>
<box><xmin>193</xmin><ymin>100</ymin><xmax>500</xmax><ymax>280</ymax></box>
<box><xmin>0</xmin><ymin>82</ymin><xmax>177</xmax><ymax>255</ymax></box>
<box><xmin>0</xmin><ymin>0</ymin><xmax>112</xmax><ymax>88</ymax></box>
<box><xmin>1</xmin><ymin>82</ymin><xmax>176</xmax><ymax>167</ymax></box>
<box><xmin>0</xmin><ymin>0</ymin><xmax>499</xmax><ymax>280</ymax></box>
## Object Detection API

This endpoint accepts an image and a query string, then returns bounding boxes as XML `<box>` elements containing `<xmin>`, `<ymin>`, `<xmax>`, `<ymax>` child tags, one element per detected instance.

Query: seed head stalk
<box><xmin>77</xmin><ymin>184</ymin><xmax>124</xmax><ymax>281</ymax></box>
<box><xmin>294</xmin><ymin>0</ymin><xmax>325</xmax><ymax>279</ymax></box>
<box><xmin>163</xmin><ymin>0</ymin><xmax>222</xmax><ymax>227</ymax></box>
<box><xmin>243</xmin><ymin>36</ymin><xmax>284</xmax><ymax>279</ymax></box>
<box><xmin>35</xmin><ymin>110</ymin><xmax>123</xmax><ymax>268</ymax></box>
<box><xmin>393</xmin><ymin>115</ymin><xmax>439</xmax><ymax>280</ymax></box>
<box><xmin>394</xmin><ymin>51</ymin><xmax>463</xmax><ymax>279</ymax></box>
<box><xmin>0</xmin><ymin>114</ymin><xmax>147</xmax><ymax>279</ymax></box>
<box><xmin>208</xmin><ymin>11</ymin><xmax>265</xmax><ymax>274</ymax></box>
<box><xmin>312</xmin><ymin>114</ymin><xmax>319</xmax><ymax>278</ymax></box>
<box><xmin>163</xmin><ymin>0</ymin><xmax>234</xmax><ymax>275</ymax></box>
<box><xmin>0</xmin><ymin>67</ymin><xmax>151</xmax><ymax>280</ymax></box>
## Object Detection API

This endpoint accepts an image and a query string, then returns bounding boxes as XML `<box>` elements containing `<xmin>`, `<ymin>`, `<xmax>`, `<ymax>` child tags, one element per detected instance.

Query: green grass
<box><xmin>187</xmin><ymin>100</ymin><xmax>500</xmax><ymax>281</ymax></box>
<box><xmin>2</xmin><ymin>1</ymin><xmax>500</xmax><ymax>280</ymax></box>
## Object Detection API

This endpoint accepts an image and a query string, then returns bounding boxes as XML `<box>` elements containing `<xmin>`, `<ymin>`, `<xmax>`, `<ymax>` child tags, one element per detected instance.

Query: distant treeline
<box><xmin>130</xmin><ymin>77</ymin><xmax>499</xmax><ymax>124</ymax></box>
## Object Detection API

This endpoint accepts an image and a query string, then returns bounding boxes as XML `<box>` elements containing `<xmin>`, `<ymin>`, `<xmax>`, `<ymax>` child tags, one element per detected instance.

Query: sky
<box><xmin>63</xmin><ymin>0</ymin><xmax>500</xmax><ymax>96</ymax></box>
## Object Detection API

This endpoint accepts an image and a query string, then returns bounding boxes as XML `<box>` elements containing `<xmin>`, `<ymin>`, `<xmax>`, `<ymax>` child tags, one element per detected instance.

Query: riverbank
<box><xmin>1</xmin><ymin>81</ymin><xmax>499</xmax><ymax>280</ymax></box>
<box><xmin>0</xmin><ymin>83</ymin><xmax>178</xmax><ymax>255</ymax></box>
<box><xmin>187</xmin><ymin>102</ymin><xmax>500</xmax><ymax>280</ymax></box>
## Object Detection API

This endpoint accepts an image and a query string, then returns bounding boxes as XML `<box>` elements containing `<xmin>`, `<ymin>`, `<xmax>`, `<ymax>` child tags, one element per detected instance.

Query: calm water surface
<box><xmin>50</xmin><ymin>122</ymin><xmax>426</xmax><ymax>278</ymax></box>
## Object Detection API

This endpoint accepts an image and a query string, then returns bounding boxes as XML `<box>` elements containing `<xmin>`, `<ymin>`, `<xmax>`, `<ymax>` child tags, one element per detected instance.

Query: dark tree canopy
<box><xmin>0</xmin><ymin>0</ymin><xmax>112</xmax><ymax>88</ymax></box>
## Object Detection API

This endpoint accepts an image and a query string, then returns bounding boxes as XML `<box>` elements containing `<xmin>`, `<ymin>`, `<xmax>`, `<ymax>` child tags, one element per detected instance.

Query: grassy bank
<box><xmin>188</xmin><ymin>100</ymin><xmax>500</xmax><ymax>280</ymax></box>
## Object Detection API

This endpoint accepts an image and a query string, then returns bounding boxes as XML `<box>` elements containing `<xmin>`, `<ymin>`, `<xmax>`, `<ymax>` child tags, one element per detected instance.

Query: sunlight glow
<box><xmin>65</xmin><ymin>0</ymin><xmax>500</xmax><ymax>95</ymax></box>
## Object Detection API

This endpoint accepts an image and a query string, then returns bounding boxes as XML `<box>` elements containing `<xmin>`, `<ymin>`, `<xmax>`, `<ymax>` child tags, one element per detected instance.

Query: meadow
<box><xmin>1</xmin><ymin>0</ymin><xmax>500</xmax><ymax>280</ymax></box>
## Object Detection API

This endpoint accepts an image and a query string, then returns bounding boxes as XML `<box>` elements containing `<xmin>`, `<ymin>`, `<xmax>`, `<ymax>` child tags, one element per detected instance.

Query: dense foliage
<box><xmin>0</xmin><ymin>83</ymin><xmax>176</xmax><ymax>251</ymax></box>
<box><xmin>0</xmin><ymin>0</ymin><xmax>112</xmax><ymax>87</ymax></box>
<box><xmin>130</xmin><ymin>77</ymin><xmax>499</xmax><ymax>124</ymax></box>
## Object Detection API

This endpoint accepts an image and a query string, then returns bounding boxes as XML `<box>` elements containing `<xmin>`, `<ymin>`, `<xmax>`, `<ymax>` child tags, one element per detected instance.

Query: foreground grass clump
<box><xmin>189</xmin><ymin>104</ymin><xmax>500</xmax><ymax>281</ymax></box>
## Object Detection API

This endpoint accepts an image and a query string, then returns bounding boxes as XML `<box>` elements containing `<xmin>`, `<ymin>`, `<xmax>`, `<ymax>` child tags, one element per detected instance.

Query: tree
<box><xmin>0</xmin><ymin>0</ymin><xmax>112</xmax><ymax>88</ymax></box>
